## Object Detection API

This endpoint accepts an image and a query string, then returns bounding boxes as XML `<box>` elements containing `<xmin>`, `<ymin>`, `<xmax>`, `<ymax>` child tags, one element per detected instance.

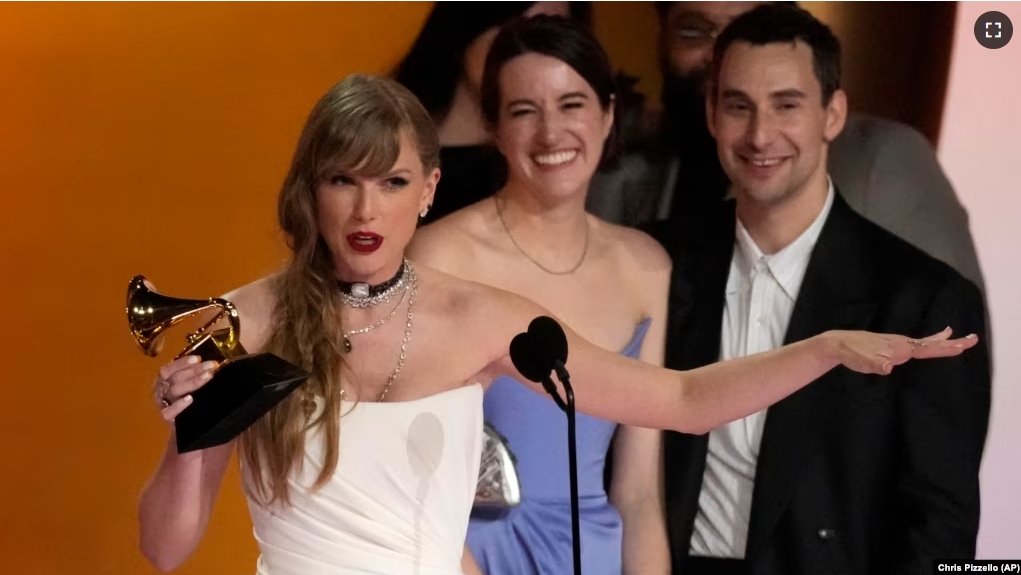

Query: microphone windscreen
<box><xmin>528</xmin><ymin>316</ymin><xmax>569</xmax><ymax>363</ymax></box>
<box><xmin>509</xmin><ymin>333</ymin><xmax>551</xmax><ymax>383</ymax></box>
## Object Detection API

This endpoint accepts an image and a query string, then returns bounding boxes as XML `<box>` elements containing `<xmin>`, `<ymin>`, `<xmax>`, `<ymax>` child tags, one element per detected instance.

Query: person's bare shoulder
<box><xmin>414</xmin><ymin>263</ymin><xmax>546</xmax><ymax>355</ymax></box>
<box><xmin>409</xmin><ymin>201</ymin><xmax>498</xmax><ymax>274</ymax></box>
<box><xmin>592</xmin><ymin>217</ymin><xmax>672</xmax><ymax>276</ymax></box>
<box><xmin>413</xmin><ymin>262</ymin><xmax>530</xmax><ymax>319</ymax></box>
<box><xmin>591</xmin><ymin>217</ymin><xmax>672</xmax><ymax>315</ymax></box>
<box><xmin>222</xmin><ymin>274</ymin><xmax>279</xmax><ymax>353</ymax></box>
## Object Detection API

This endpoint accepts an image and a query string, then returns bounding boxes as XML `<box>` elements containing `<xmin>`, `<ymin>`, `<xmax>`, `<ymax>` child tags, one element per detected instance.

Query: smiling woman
<box><xmin>405</xmin><ymin>14</ymin><xmax>675</xmax><ymax>575</ymax></box>
<box><xmin>393</xmin><ymin>2</ymin><xmax>591</xmax><ymax>225</ymax></box>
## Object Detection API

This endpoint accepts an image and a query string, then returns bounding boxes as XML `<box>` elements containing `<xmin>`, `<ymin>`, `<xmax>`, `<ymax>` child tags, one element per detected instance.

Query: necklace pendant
<box><xmin>343</xmin><ymin>337</ymin><xmax>352</xmax><ymax>353</ymax></box>
<box><xmin>351</xmin><ymin>282</ymin><xmax>370</xmax><ymax>299</ymax></box>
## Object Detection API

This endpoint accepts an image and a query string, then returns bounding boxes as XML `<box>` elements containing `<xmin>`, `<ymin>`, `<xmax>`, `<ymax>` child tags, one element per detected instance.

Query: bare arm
<box><xmin>490</xmin><ymin>290</ymin><xmax>978</xmax><ymax>435</ymax></box>
<box><xmin>611</xmin><ymin>427</ymin><xmax>669</xmax><ymax>575</ymax></box>
<box><xmin>138</xmin><ymin>435</ymin><xmax>235</xmax><ymax>572</ymax></box>
<box><xmin>610</xmin><ymin>264</ymin><xmax>670</xmax><ymax>575</ymax></box>
<box><xmin>138</xmin><ymin>280</ymin><xmax>273</xmax><ymax>571</ymax></box>
<box><xmin>573</xmin><ymin>324</ymin><xmax>972</xmax><ymax>435</ymax></box>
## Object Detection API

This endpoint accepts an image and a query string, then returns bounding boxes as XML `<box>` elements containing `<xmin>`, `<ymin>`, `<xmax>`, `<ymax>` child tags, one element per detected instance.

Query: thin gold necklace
<box><xmin>494</xmin><ymin>195</ymin><xmax>589</xmax><ymax>275</ymax></box>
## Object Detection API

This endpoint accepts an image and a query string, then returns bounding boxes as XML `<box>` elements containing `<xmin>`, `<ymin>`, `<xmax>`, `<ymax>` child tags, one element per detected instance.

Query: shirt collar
<box><xmin>734</xmin><ymin>178</ymin><xmax>835</xmax><ymax>299</ymax></box>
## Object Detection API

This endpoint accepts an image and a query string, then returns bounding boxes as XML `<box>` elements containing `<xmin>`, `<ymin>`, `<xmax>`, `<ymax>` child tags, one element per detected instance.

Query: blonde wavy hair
<box><xmin>240</xmin><ymin>74</ymin><xmax>440</xmax><ymax>504</ymax></box>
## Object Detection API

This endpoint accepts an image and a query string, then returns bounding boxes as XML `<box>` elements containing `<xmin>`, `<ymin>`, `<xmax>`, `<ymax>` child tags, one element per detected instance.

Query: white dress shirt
<box><xmin>690</xmin><ymin>183</ymin><xmax>835</xmax><ymax>558</ymax></box>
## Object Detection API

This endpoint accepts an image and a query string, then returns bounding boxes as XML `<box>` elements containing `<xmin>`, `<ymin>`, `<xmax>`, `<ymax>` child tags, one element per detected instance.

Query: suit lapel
<box><xmin>744</xmin><ymin>195</ymin><xmax>878</xmax><ymax>563</ymax></box>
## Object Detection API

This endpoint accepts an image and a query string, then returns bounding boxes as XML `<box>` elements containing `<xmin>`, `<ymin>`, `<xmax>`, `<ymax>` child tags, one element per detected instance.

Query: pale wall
<box><xmin>937</xmin><ymin>1</ymin><xmax>1021</xmax><ymax>558</ymax></box>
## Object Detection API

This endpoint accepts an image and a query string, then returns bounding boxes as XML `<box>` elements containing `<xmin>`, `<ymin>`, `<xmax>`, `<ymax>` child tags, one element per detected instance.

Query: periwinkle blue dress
<box><xmin>466</xmin><ymin>318</ymin><xmax>652</xmax><ymax>574</ymax></box>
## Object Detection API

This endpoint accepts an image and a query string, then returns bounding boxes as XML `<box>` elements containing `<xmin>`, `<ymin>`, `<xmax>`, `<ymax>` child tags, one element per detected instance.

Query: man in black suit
<box><xmin>590</xmin><ymin>1</ymin><xmax>986</xmax><ymax>296</ymax></box>
<box><xmin>646</xmin><ymin>6</ymin><xmax>991</xmax><ymax>575</ymax></box>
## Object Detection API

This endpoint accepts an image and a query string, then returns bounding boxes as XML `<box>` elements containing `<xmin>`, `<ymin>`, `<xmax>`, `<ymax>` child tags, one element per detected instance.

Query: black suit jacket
<box><xmin>646</xmin><ymin>194</ymin><xmax>991</xmax><ymax>575</ymax></box>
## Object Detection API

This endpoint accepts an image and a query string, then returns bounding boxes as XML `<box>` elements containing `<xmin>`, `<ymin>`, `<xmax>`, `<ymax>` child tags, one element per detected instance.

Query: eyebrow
<box><xmin>506</xmin><ymin>92</ymin><xmax>590</xmax><ymax>108</ymax></box>
<box><xmin>719</xmin><ymin>88</ymin><xmax>808</xmax><ymax>100</ymax></box>
<box><xmin>720</xmin><ymin>89</ymin><xmax>751</xmax><ymax>100</ymax></box>
<box><xmin>385</xmin><ymin>168</ymin><xmax>412</xmax><ymax>177</ymax></box>
<box><xmin>770</xmin><ymin>89</ymin><xmax>807</xmax><ymax>99</ymax></box>
<box><xmin>559</xmin><ymin>92</ymin><xmax>588</xmax><ymax>101</ymax></box>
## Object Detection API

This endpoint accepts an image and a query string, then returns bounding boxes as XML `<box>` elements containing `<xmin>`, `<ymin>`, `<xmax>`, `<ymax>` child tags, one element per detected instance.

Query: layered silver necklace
<box><xmin>337</xmin><ymin>259</ymin><xmax>415</xmax><ymax>350</ymax></box>
<box><xmin>337</xmin><ymin>260</ymin><xmax>418</xmax><ymax>402</ymax></box>
<box><xmin>337</xmin><ymin>259</ymin><xmax>413</xmax><ymax>308</ymax></box>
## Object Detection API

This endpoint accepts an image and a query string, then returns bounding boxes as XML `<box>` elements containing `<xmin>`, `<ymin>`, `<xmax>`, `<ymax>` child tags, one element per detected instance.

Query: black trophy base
<box><xmin>174</xmin><ymin>352</ymin><xmax>310</xmax><ymax>453</ymax></box>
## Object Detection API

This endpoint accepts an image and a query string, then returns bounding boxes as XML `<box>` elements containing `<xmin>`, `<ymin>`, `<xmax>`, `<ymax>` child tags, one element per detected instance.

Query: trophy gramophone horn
<box><xmin>127</xmin><ymin>275</ymin><xmax>242</xmax><ymax>360</ymax></box>
<box><xmin>125</xmin><ymin>275</ymin><xmax>310</xmax><ymax>453</ymax></box>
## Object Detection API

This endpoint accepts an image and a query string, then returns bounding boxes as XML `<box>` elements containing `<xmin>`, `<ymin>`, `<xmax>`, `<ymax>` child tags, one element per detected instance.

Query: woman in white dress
<box><xmin>137</xmin><ymin>74</ymin><xmax>977</xmax><ymax>575</ymax></box>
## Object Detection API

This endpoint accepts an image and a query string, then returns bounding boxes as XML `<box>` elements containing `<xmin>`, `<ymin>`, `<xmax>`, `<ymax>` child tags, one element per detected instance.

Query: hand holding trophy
<box><xmin>126</xmin><ymin>276</ymin><xmax>310</xmax><ymax>453</ymax></box>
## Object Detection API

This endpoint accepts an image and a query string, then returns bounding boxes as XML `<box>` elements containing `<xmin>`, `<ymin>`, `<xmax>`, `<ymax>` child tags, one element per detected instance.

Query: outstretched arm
<box><xmin>492</xmin><ymin>291</ymin><xmax>978</xmax><ymax>434</ymax></box>
<box><xmin>581</xmin><ymin>327</ymin><xmax>974</xmax><ymax>434</ymax></box>
<box><xmin>561</xmin><ymin>325</ymin><xmax>835</xmax><ymax>433</ymax></box>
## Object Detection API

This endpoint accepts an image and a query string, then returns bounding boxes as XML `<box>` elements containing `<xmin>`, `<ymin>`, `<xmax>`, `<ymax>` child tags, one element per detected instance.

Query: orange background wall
<box><xmin>0</xmin><ymin>4</ymin><xmax>434</xmax><ymax>574</ymax></box>
<box><xmin>0</xmin><ymin>2</ymin><xmax>968</xmax><ymax>574</ymax></box>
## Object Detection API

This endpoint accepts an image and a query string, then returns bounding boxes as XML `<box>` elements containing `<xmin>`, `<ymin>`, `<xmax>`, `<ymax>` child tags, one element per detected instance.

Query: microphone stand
<box><xmin>539</xmin><ymin>378</ymin><xmax>566</xmax><ymax>408</ymax></box>
<box><xmin>511</xmin><ymin>318</ymin><xmax>582</xmax><ymax>575</ymax></box>
<box><xmin>549</xmin><ymin>360</ymin><xmax>581</xmax><ymax>575</ymax></box>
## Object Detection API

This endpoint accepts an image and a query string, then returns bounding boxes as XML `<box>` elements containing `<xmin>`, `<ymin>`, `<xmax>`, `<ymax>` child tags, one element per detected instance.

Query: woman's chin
<box><xmin>336</xmin><ymin>252</ymin><xmax>405</xmax><ymax>283</ymax></box>
<box><xmin>535</xmin><ymin>180</ymin><xmax>589</xmax><ymax>202</ymax></box>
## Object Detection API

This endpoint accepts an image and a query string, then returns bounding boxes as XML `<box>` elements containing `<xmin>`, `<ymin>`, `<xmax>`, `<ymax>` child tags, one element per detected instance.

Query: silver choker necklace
<box><xmin>337</xmin><ymin>260</ymin><xmax>412</xmax><ymax>308</ymax></box>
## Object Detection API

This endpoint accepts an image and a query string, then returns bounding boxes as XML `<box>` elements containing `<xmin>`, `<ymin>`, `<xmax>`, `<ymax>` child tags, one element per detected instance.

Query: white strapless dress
<box><xmin>243</xmin><ymin>384</ymin><xmax>484</xmax><ymax>575</ymax></box>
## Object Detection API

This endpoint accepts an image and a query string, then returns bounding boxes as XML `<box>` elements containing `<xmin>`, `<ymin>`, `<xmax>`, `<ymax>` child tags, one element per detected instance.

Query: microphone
<box><xmin>509</xmin><ymin>331</ymin><xmax>554</xmax><ymax>384</ymax></box>
<box><xmin>528</xmin><ymin>316</ymin><xmax>571</xmax><ymax>384</ymax></box>
<box><xmin>509</xmin><ymin>332</ymin><xmax>566</xmax><ymax>411</ymax></box>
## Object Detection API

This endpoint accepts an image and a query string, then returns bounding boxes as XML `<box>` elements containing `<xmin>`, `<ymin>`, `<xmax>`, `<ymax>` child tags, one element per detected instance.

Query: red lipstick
<box><xmin>346</xmin><ymin>232</ymin><xmax>383</xmax><ymax>253</ymax></box>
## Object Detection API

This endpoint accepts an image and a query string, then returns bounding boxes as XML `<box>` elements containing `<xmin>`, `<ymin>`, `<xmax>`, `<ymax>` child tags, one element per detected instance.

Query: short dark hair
<box><xmin>711</xmin><ymin>4</ymin><xmax>841</xmax><ymax>104</ymax></box>
<box><xmin>394</xmin><ymin>2</ymin><xmax>592</xmax><ymax>123</ymax></box>
<box><xmin>480</xmin><ymin>15</ymin><xmax>620</xmax><ymax>165</ymax></box>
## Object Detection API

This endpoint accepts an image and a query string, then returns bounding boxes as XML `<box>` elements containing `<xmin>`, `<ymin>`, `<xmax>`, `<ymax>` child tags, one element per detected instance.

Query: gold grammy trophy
<box><xmin>126</xmin><ymin>276</ymin><xmax>310</xmax><ymax>453</ymax></box>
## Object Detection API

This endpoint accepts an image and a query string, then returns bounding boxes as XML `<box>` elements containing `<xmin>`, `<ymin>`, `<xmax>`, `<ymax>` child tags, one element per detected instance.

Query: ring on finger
<box><xmin>156</xmin><ymin>377</ymin><xmax>173</xmax><ymax>408</ymax></box>
<box><xmin>157</xmin><ymin>388</ymin><xmax>172</xmax><ymax>408</ymax></box>
<box><xmin>156</xmin><ymin>376</ymin><xmax>171</xmax><ymax>393</ymax></box>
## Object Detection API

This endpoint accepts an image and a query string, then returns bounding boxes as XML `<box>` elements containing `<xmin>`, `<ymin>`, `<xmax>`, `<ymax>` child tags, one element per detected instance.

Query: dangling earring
<box><xmin>420</xmin><ymin>205</ymin><xmax>430</xmax><ymax>218</ymax></box>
